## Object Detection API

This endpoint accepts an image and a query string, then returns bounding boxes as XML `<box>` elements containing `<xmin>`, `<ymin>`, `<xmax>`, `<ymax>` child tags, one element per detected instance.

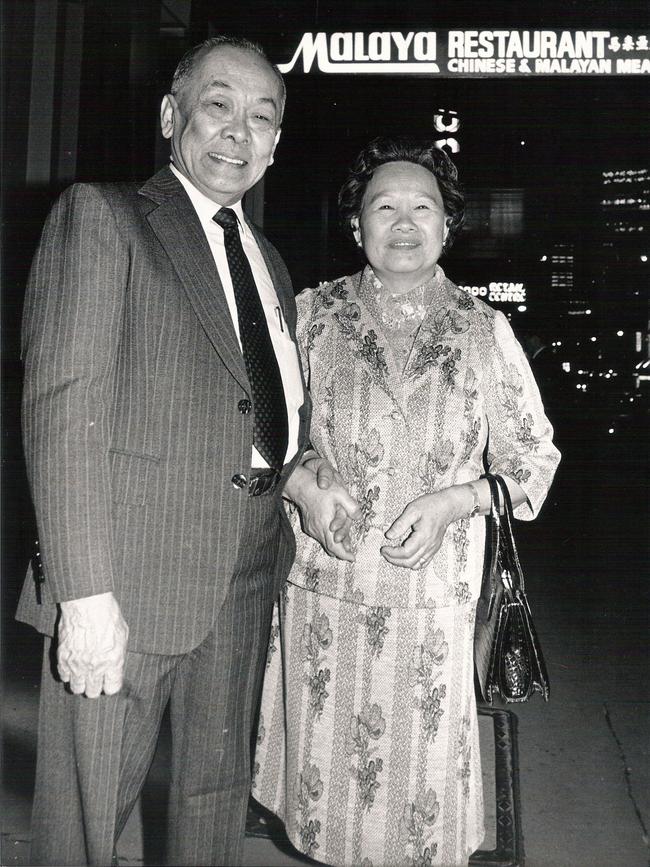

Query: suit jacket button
<box><xmin>238</xmin><ymin>399</ymin><xmax>252</xmax><ymax>414</ymax></box>
<box><xmin>231</xmin><ymin>473</ymin><xmax>248</xmax><ymax>489</ymax></box>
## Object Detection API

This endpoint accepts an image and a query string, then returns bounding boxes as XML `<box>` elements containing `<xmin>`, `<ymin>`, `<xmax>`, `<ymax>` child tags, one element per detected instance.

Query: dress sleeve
<box><xmin>294</xmin><ymin>286</ymin><xmax>319</xmax><ymax>391</ymax></box>
<box><xmin>484</xmin><ymin>310</ymin><xmax>561</xmax><ymax>520</ymax></box>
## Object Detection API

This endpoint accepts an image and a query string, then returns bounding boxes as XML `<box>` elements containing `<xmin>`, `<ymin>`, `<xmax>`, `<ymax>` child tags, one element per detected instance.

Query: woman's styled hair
<box><xmin>338</xmin><ymin>137</ymin><xmax>465</xmax><ymax>251</ymax></box>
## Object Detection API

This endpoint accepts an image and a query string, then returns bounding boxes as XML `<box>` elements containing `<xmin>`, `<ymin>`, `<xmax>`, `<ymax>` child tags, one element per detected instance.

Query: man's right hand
<box><xmin>57</xmin><ymin>591</ymin><xmax>129</xmax><ymax>698</ymax></box>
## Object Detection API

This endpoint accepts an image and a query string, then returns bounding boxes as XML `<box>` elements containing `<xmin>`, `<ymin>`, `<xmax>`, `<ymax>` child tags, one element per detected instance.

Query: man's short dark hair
<box><xmin>170</xmin><ymin>35</ymin><xmax>286</xmax><ymax>124</ymax></box>
<box><xmin>338</xmin><ymin>137</ymin><xmax>465</xmax><ymax>251</ymax></box>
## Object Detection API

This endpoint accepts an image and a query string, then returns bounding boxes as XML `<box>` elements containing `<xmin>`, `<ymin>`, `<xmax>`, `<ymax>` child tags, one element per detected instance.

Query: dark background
<box><xmin>2</xmin><ymin>0</ymin><xmax>648</xmax><ymax>705</ymax></box>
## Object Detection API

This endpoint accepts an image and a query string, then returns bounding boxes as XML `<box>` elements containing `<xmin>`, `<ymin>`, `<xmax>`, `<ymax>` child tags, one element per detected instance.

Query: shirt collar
<box><xmin>169</xmin><ymin>162</ymin><xmax>250</xmax><ymax>237</ymax></box>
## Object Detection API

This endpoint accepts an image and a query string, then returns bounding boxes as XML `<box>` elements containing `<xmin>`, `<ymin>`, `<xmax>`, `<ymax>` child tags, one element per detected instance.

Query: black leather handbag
<box><xmin>474</xmin><ymin>473</ymin><xmax>550</xmax><ymax>704</ymax></box>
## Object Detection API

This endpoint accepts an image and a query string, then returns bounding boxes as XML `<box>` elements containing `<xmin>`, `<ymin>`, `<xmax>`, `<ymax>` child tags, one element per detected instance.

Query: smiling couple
<box><xmin>19</xmin><ymin>33</ymin><xmax>559</xmax><ymax>867</ymax></box>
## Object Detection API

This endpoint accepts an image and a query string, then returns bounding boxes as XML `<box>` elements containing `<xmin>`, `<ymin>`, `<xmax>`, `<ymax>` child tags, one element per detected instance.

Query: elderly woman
<box><xmin>253</xmin><ymin>137</ymin><xmax>560</xmax><ymax>867</ymax></box>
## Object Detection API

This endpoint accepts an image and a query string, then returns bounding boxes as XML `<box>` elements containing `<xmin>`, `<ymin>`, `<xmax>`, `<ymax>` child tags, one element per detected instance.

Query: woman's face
<box><xmin>352</xmin><ymin>161</ymin><xmax>449</xmax><ymax>293</ymax></box>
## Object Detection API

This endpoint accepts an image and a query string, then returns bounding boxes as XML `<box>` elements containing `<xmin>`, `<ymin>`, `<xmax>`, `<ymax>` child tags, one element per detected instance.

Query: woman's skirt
<box><xmin>253</xmin><ymin>582</ymin><xmax>485</xmax><ymax>867</ymax></box>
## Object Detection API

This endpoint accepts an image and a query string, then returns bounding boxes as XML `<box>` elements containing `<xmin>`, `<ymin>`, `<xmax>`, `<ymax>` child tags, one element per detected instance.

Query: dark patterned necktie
<box><xmin>213</xmin><ymin>207</ymin><xmax>288</xmax><ymax>471</ymax></box>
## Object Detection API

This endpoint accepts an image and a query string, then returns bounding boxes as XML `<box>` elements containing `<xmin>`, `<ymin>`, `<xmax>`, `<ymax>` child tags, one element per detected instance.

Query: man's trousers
<box><xmin>29</xmin><ymin>494</ymin><xmax>285</xmax><ymax>866</ymax></box>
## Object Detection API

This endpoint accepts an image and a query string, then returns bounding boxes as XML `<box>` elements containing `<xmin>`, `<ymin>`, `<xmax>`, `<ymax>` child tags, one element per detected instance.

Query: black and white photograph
<box><xmin>2</xmin><ymin>2</ymin><xmax>648</xmax><ymax>866</ymax></box>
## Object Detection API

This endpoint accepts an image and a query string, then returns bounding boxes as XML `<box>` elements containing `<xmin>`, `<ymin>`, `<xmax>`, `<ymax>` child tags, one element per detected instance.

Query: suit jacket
<box><xmin>17</xmin><ymin>166</ymin><xmax>311</xmax><ymax>654</ymax></box>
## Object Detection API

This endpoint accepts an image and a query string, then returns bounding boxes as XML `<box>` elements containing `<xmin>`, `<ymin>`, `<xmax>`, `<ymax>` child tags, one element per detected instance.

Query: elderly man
<box><xmin>18</xmin><ymin>35</ymin><xmax>357</xmax><ymax>866</ymax></box>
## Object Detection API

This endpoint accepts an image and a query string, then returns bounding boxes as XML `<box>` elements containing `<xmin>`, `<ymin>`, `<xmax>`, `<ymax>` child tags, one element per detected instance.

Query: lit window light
<box><xmin>617</xmin><ymin>330</ymin><xmax>624</xmax><ymax>336</ymax></box>
<box><xmin>590</xmin><ymin>337</ymin><xmax>597</xmax><ymax>342</ymax></box>
<box><xmin>585</xmin><ymin>309</ymin><xmax>592</xmax><ymax>315</ymax></box>
<box><xmin>641</xmin><ymin>255</ymin><xmax>648</xmax><ymax>262</ymax></box>
<box><xmin>540</xmin><ymin>255</ymin><xmax>547</xmax><ymax>262</ymax></box>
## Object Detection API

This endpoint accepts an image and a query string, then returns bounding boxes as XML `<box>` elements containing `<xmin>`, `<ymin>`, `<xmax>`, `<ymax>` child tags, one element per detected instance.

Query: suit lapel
<box><xmin>140</xmin><ymin>168</ymin><xmax>249</xmax><ymax>391</ymax></box>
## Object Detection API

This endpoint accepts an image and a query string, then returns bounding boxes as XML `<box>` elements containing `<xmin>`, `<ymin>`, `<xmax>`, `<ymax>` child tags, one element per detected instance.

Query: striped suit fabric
<box><xmin>18</xmin><ymin>166</ymin><xmax>310</xmax><ymax>864</ymax></box>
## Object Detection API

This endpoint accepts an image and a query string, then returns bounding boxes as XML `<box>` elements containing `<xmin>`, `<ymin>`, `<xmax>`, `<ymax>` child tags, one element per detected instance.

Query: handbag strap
<box><xmin>492</xmin><ymin>474</ymin><xmax>526</xmax><ymax>593</ymax></box>
<box><xmin>483</xmin><ymin>473</ymin><xmax>501</xmax><ymax>599</ymax></box>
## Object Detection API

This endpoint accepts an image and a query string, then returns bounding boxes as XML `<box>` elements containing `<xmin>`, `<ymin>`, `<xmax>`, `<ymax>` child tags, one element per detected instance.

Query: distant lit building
<box><xmin>550</xmin><ymin>246</ymin><xmax>574</xmax><ymax>291</ymax></box>
<box><xmin>596</xmin><ymin>167</ymin><xmax>650</xmax><ymax>396</ymax></box>
<box><xmin>548</xmin><ymin>243</ymin><xmax>588</xmax><ymax>314</ymax></box>
<box><xmin>531</xmin><ymin>241</ymin><xmax>592</xmax><ymax>325</ymax></box>
<box><xmin>600</xmin><ymin>168</ymin><xmax>649</xmax><ymax>235</ymax></box>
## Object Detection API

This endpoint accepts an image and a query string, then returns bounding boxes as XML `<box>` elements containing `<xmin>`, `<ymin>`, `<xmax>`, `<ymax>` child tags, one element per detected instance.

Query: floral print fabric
<box><xmin>254</xmin><ymin>267</ymin><xmax>559</xmax><ymax>866</ymax></box>
<box><xmin>255</xmin><ymin>590</ymin><xmax>483</xmax><ymax>866</ymax></box>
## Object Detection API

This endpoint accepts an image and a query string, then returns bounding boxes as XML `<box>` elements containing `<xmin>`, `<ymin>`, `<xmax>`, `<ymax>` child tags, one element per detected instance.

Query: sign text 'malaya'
<box><xmin>278</xmin><ymin>31</ymin><xmax>440</xmax><ymax>73</ymax></box>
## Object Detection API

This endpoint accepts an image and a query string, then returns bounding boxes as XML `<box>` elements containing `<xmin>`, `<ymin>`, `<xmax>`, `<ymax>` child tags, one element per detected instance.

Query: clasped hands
<box><xmin>283</xmin><ymin>450</ymin><xmax>362</xmax><ymax>562</ymax></box>
<box><xmin>295</xmin><ymin>453</ymin><xmax>473</xmax><ymax>572</ymax></box>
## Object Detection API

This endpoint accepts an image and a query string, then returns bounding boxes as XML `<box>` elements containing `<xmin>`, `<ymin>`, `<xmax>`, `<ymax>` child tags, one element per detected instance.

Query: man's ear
<box><xmin>268</xmin><ymin>128</ymin><xmax>282</xmax><ymax>166</ymax></box>
<box><xmin>351</xmin><ymin>216</ymin><xmax>361</xmax><ymax>247</ymax></box>
<box><xmin>160</xmin><ymin>94</ymin><xmax>175</xmax><ymax>140</ymax></box>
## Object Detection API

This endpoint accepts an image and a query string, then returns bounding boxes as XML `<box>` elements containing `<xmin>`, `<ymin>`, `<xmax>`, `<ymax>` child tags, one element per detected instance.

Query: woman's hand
<box><xmin>380</xmin><ymin>486</ymin><xmax>471</xmax><ymax>570</ymax></box>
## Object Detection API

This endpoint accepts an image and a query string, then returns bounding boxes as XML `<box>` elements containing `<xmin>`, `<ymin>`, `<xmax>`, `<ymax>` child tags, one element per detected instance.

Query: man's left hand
<box><xmin>284</xmin><ymin>459</ymin><xmax>361</xmax><ymax>561</ymax></box>
<box><xmin>302</xmin><ymin>450</ymin><xmax>347</xmax><ymax>491</ymax></box>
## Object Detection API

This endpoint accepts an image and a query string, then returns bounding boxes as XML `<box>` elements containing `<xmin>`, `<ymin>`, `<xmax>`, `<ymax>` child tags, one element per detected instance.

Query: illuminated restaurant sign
<box><xmin>278</xmin><ymin>30</ymin><xmax>650</xmax><ymax>76</ymax></box>
<box><xmin>459</xmin><ymin>282</ymin><xmax>527</xmax><ymax>304</ymax></box>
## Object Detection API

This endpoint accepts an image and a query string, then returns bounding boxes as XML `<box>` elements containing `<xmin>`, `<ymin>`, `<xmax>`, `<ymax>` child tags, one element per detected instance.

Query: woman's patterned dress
<box><xmin>253</xmin><ymin>266</ymin><xmax>560</xmax><ymax>867</ymax></box>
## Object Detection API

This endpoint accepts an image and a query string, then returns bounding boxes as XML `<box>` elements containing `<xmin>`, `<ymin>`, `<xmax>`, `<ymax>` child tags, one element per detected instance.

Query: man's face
<box><xmin>161</xmin><ymin>46</ymin><xmax>282</xmax><ymax>205</ymax></box>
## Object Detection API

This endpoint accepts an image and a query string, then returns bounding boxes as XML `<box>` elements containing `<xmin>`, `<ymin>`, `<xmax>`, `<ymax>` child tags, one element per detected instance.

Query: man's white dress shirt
<box><xmin>170</xmin><ymin>164</ymin><xmax>303</xmax><ymax>468</ymax></box>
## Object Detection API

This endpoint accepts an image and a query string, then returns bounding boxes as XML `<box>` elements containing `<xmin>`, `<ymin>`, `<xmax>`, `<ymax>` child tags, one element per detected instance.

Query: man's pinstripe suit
<box><xmin>17</xmin><ymin>165</ymin><xmax>311</xmax><ymax>864</ymax></box>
